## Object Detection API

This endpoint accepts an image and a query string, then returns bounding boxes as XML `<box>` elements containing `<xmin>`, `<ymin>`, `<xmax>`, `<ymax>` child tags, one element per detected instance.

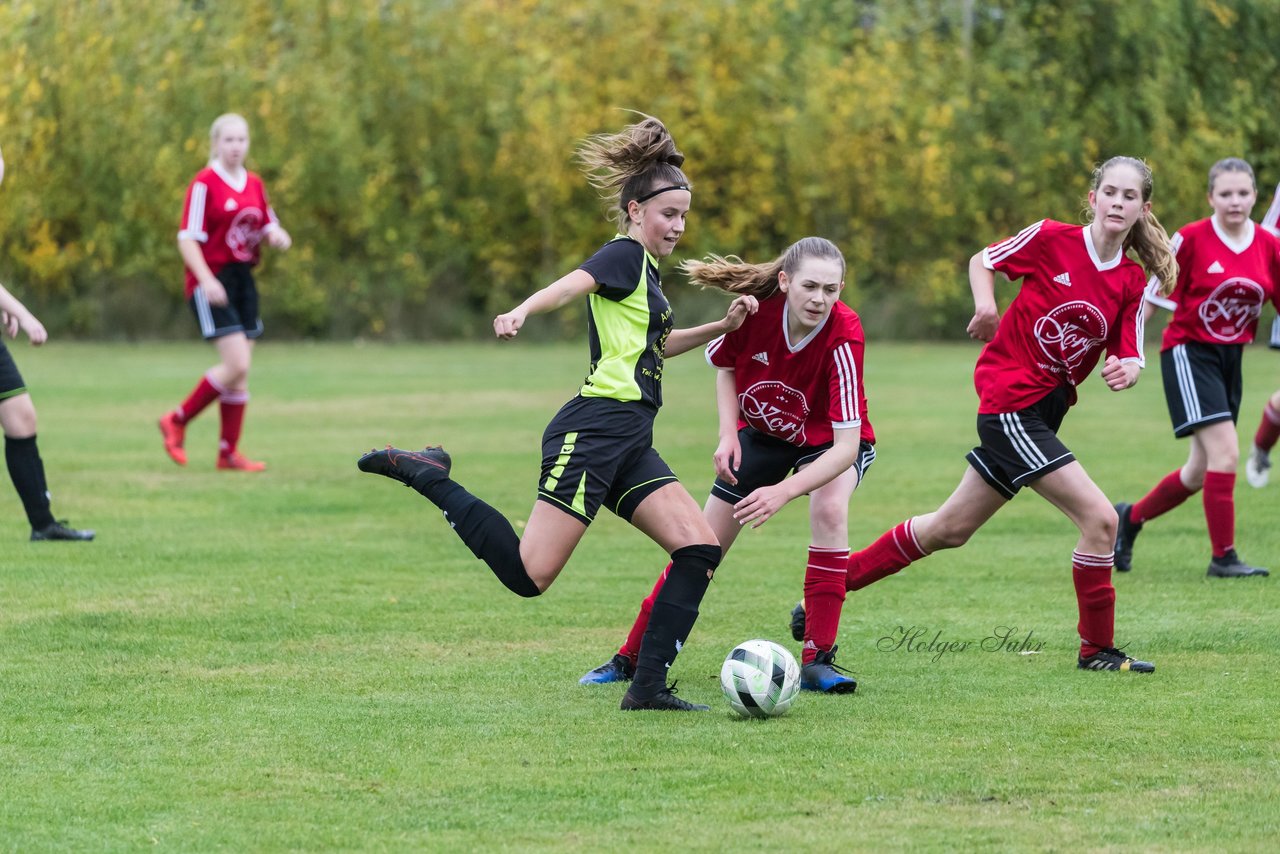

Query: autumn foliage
<box><xmin>1</xmin><ymin>1</ymin><xmax>1276</xmax><ymax>339</ymax></box>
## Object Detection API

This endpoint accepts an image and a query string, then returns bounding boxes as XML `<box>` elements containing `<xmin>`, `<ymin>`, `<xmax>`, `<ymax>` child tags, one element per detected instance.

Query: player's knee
<box><xmin>1088</xmin><ymin>505</ymin><xmax>1118</xmax><ymax>545</ymax></box>
<box><xmin>0</xmin><ymin>395</ymin><xmax>37</xmax><ymax>437</ymax></box>
<box><xmin>808</xmin><ymin>497</ymin><xmax>847</xmax><ymax>538</ymax></box>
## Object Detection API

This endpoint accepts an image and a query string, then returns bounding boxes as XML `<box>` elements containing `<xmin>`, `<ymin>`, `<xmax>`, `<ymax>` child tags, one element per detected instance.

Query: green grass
<box><xmin>2</xmin><ymin>339</ymin><xmax>1278</xmax><ymax>852</ymax></box>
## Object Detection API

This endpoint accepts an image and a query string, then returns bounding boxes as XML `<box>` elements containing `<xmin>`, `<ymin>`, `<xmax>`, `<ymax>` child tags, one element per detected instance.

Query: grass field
<box><xmin>2</xmin><ymin>339</ymin><xmax>1278</xmax><ymax>852</ymax></box>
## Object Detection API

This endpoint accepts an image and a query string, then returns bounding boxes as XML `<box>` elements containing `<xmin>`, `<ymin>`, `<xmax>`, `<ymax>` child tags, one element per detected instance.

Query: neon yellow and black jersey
<box><xmin>576</xmin><ymin>235</ymin><xmax>673</xmax><ymax>408</ymax></box>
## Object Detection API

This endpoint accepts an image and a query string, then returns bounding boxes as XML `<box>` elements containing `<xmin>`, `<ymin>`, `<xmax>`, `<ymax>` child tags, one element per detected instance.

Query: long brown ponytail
<box><xmin>1087</xmin><ymin>156</ymin><xmax>1177</xmax><ymax>294</ymax></box>
<box><xmin>682</xmin><ymin>237</ymin><xmax>846</xmax><ymax>299</ymax></box>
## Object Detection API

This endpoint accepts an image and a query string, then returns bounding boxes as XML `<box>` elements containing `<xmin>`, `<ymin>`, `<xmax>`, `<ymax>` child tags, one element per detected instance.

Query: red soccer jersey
<box><xmin>975</xmin><ymin>219</ymin><xmax>1147</xmax><ymax>413</ymax></box>
<box><xmin>704</xmin><ymin>294</ymin><xmax>874</xmax><ymax>447</ymax></box>
<box><xmin>1144</xmin><ymin>217</ymin><xmax>1280</xmax><ymax>350</ymax></box>
<box><xmin>178</xmin><ymin>162</ymin><xmax>280</xmax><ymax>297</ymax></box>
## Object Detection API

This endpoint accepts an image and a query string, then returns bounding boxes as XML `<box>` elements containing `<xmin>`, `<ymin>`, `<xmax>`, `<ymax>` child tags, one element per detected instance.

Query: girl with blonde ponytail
<box><xmin>1115</xmin><ymin>156</ymin><xmax>1280</xmax><ymax>578</ymax></box>
<box><xmin>834</xmin><ymin>156</ymin><xmax>1169</xmax><ymax>680</ymax></box>
<box><xmin>580</xmin><ymin>236</ymin><xmax>877</xmax><ymax>693</ymax></box>
<box><xmin>360</xmin><ymin>115</ymin><xmax>756</xmax><ymax>712</ymax></box>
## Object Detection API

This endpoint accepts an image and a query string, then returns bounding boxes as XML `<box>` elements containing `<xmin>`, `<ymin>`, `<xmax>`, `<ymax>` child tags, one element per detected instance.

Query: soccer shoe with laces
<box><xmin>579</xmin><ymin>653</ymin><xmax>635</xmax><ymax>685</ymax></box>
<box><xmin>1112</xmin><ymin>501</ymin><xmax>1142</xmax><ymax>572</ymax></box>
<box><xmin>620</xmin><ymin>681</ymin><xmax>709</xmax><ymax>711</ymax></box>
<box><xmin>789</xmin><ymin>601</ymin><xmax>806</xmax><ymax>642</ymax></box>
<box><xmin>1245</xmin><ymin>444</ymin><xmax>1271</xmax><ymax>488</ymax></box>
<box><xmin>1207</xmin><ymin>550</ymin><xmax>1270</xmax><ymax>578</ymax></box>
<box><xmin>31</xmin><ymin>520</ymin><xmax>95</xmax><ymax>541</ymax></box>
<box><xmin>158</xmin><ymin>412</ymin><xmax>187</xmax><ymax>466</ymax></box>
<box><xmin>358</xmin><ymin>445</ymin><xmax>451</xmax><ymax>489</ymax></box>
<box><xmin>218</xmin><ymin>452</ymin><xmax>266</xmax><ymax>472</ymax></box>
<box><xmin>1078</xmin><ymin>647</ymin><xmax>1154</xmax><ymax>673</ymax></box>
<box><xmin>800</xmin><ymin>645</ymin><xmax>858</xmax><ymax>693</ymax></box>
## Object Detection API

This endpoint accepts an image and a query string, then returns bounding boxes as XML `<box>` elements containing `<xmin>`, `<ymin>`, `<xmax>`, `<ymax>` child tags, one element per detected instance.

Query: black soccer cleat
<box><xmin>789</xmin><ymin>601</ymin><xmax>806</xmax><ymax>642</ymax></box>
<box><xmin>1113</xmin><ymin>501</ymin><xmax>1142</xmax><ymax>572</ymax></box>
<box><xmin>800</xmin><ymin>646</ymin><xmax>858</xmax><ymax>694</ymax></box>
<box><xmin>1077</xmin><ymin>646</ymin><xmax>1154</xmax><ymax>673</ymax></box>
<box><xmin>357</xmin><ymin>445</ymin><xmax>451</xmax><ymax>489</ymax></box>
<box><xmin>620</xmin><ymin>681</ymin><xmax>710</xmax><ymax>711</ymax></box>
<box><xmin>1206</xmin><ymin>550</ymin><xmax>1270</xmax><ymax>578</ymax></box>
<box><xmin>31</xmin><ymin>520</ymin><xmax>95</xmax><ymax>542</ymax></box>
<box><xmin>579</xmin><ymin>653</ymin><xmax>635</xmax><ymax>685</ymax></box>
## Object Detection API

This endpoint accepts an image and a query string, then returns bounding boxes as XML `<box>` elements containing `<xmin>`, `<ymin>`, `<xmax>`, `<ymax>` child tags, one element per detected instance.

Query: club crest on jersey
<box><xmin>1033</xmin><ymin>301</ymin><xmax>1107</xmax><ymax>371</ymax></box>
<box><xmin>739</xmin><ymin>381</ymin><xmax>810</xmax><ymax>445</ymax></box>
<box><xmin>1198</xmin><ymin>278</ymin><xmax>1263</xmax><ymax>341</ymax></box>
<box><xmin>225</xmin><ymin>207</ymin><xmax>266</xmax><ymax>261</ymax></box>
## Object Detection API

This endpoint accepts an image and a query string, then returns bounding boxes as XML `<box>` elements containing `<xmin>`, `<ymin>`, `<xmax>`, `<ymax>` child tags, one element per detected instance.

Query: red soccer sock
<box><xmin>619</xmin><ymin>562</ymin><xmax>671</xmax><ymax>663</ymax></box>
<box><xmin>1073</xmin><ymin>552</ymin><xmax>1115</xmax><ymax>658</ymax></box>
<box><xmin>176</xmin><ymin>373</ymin><xmax>224</xmax><ymax>425</ymax></box>
<box><xmin>218</xmin><ymin>391</ymin><xmax>249</xmax><ymax>457</ymax></box>
<box><xmin>846</xmin><ymin>518</ymin><xmax>929</xmax><ymax>592</ymax></box>
<box><xmin>1202</xmin><ymin>470</ymin><xmax>1236</xmax><ymax>558</ymax></box>
<box><xmin>802</xmin><ymin>546</ymin><xmax>849</xmax><ymax>664</ymax></box>
<box><xmin>1130</xmin><ymin>468</ymin><xmax>1195</xmax><ymax>525</ymax></box>
<box><xmin>1254</xmin><ymin>401</ymin><xmax>1280</xmax><ymax>452</ymax></box>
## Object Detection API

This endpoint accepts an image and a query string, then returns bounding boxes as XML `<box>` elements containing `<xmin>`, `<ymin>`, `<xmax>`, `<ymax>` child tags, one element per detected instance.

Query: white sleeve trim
<box><xmin>831</xmin><ymin>420</ymin><xmax>861</xmax><ymax>431</ymax></box>
<box><xmin>177</xmin><ymin>229</ymin><xmax>208</xmax><ymax>242</ymax></box>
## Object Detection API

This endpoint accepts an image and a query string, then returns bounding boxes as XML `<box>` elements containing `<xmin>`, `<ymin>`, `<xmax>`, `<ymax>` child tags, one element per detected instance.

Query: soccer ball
<box><xmin>720</xmin><ymin>639</ymin><xmax>801</xmax><ymax>718</ymax></box>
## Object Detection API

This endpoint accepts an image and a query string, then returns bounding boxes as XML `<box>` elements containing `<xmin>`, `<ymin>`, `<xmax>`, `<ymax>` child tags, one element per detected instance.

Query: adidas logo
<box><xmin>1053</xmin><ymin>272</ymin><xmax>1072</xmax><ymax>287</ymax></box>
<box><xmin>1208</xmin><ymin>260</ymin><xmax>1224</xmax><ymax>274</ymax></box>
<box><xmin>752</xmin><ymin>351</ymin><xmax>770</xmax><ymax>365</ymax></box>
<box><xmin>224</xmin><ymin>199</ymin><xmax>238</xmax><ymax>211</ymax></box>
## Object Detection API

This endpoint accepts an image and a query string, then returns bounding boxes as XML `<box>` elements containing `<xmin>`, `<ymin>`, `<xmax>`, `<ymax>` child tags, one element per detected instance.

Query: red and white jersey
<box><xmin>1261</xmin><ymin>182</ymin><xmax>1280</xmax><ymax>237</ymax></box>
<box><xmin>705</xmin><ymin>294</ymin><xmax>874</xmax><ymax>447</ymax></box>
<box><xmin>1145</xmin><ymin>217</ymin><xmax>1280</xmax><ymax>350</ymax></box>
<box><xmin>178</xmin><ymin>162</ymin><xmax>280</xmax><ymax>297</ymax></box>
<box><xmin>976</xmin><ymin>219</ymin><xmax>1147</xmax><ymax>414</ymax></box>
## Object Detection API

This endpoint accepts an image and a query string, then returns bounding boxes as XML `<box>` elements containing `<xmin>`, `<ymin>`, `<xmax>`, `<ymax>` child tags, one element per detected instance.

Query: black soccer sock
<box><xmin>5</xmin><ymin>434</ymin><xmax>55</xmax><ymax>530</ymax></box>
<box><xmin>422</xmin><ymin>479</ymin><xmax>541</xmax><ymax>598</ymax></box>
<box><xmin>631</xmin><ymin>543</ymin><xmax>721</xmax><ymax>696</ymax></box>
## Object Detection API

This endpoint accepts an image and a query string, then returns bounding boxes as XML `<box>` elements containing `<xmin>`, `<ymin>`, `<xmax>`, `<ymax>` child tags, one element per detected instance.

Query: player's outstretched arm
<box><xmin>0</xmin><ymin>282</ymin><xmax>47</xmax><ymax>345</ymax></box>
<box><xmin>666</xmin><ymin>295</ymin><xmax>758</xmax><ymax>357</ymax></box>
<box><xmin>493</xmin><ymin>268</ymin><xmax>597</xmax><ymax>340</ymax></box>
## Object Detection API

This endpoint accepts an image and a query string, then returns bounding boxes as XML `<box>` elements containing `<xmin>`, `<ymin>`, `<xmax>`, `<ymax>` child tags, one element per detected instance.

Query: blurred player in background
<box><xmin>1115</xmin><ymin>158</ymin><xmax>1278</xmax><ymax>578</ymax></box>
<box><xmin>159</xmin><ymin>114</ymin><xmax>291</xmax><ymax>472</ymax></box>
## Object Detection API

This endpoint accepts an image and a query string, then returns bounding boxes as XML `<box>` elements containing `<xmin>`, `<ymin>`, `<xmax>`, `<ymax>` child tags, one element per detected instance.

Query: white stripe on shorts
<box><xmin>998</xmin><ymin>412</ymin><xmax>1048</xmax><ymax>469</ymax></box>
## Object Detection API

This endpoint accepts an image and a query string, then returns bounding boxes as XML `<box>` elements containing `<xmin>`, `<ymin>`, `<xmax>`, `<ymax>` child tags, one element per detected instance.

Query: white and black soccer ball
<box><xmin>720</xmin><ymin>639</ymin><xmax>801</xmax><ymax>718</ymax></box>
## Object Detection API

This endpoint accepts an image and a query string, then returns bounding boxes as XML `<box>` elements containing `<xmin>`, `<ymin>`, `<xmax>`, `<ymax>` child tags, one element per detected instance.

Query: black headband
<box><xmin>633</xmin><ymin>183</ymin><xmax>691</xmax><ymax>204</ymax></box>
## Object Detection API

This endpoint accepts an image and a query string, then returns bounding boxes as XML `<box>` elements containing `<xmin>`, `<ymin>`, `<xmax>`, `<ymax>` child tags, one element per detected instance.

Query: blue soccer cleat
<box><xmin>800</xmin><ymin>645</ymin><xmax>857</xmax><ymax>693</ymax></box>
<box><xmin>579</xmin><ymin>653</ymin><xmax>635</xmax><ymax>685</ymax></box>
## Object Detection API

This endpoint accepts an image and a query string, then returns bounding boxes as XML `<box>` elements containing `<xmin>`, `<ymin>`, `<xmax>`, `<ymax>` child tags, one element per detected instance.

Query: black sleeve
<box><xmin>578</xmin><ymin>239</ymin><xmax>645</xmax><ymax>302</ymax></box>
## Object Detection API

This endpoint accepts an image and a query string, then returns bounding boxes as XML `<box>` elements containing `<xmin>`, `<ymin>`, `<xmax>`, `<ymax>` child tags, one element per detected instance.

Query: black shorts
<box><xmin>1161</xmin><ymin>342</ymin><xmax>1242</xmax><ymax>438</ymax></box>
<box><xmin>710</xmin><ymin>426</ymin><xmax>876</xmax><ymax>504</ymax></box>
<box><xmin>0</xmin><ymin>341</ymin><xmax>27</xmax><ymax>400</ymax></box>
<box><xmin>966</xmin><ymin>385</ymin><xmax>1074</xmax><ymax>500</ymax></box>
<box><xmin>537</xmin><ymin>395</ymin><xmax>678</xmax><ymax>525</ymax></box>
<box><xmin>189</xmin><ymin>263</ymin><xmax>263</xmax><ymax>340</ymax></box>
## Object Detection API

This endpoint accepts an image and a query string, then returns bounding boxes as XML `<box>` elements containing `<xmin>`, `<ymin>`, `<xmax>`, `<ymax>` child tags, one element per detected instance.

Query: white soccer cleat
<box><xmin>1245</xmin><ymin>444</ymin><xmax>1271</xmax><ymax>489</ymax></box>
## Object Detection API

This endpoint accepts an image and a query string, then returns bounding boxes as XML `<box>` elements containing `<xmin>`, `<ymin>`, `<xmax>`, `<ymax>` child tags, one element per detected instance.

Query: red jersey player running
<box><xmin>1241</xmin><ymin>178</ymin><xmax>1280</xmax><ymax>489</ymax></box>
<box><xmin>158</xmin><ymin>113</ymin><xmax>291</xmax><ymax>472</ymax></box>
<box><xmin>821</xmin><ymin>156</ymin><xmax>1176</xmax><ymax>675</ymax></box>
<box><xmin>580</xmin><ymin>237</ymin><xmax>876</xmax><ymax>693</ymax></box>
<box><xmin>1114</xmin><ymin>158</ymin><xmax>1279</xmax><ymax>578</ymax></box>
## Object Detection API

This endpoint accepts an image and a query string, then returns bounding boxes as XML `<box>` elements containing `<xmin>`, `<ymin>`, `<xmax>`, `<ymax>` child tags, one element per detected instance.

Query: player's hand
<box><xmin>494</xmin><ymin>309</ymin><xmax>527</xmax><ymax>340</ymax></box>
<box><xmin>14</xmin><ymin>311</ymin><xmax>47</xmax><ymax>345</ymax></box>
<box><xmin>733</xmin><ymin>483</ymin><xmax>791</xmax><ymax>529</ymax></box>
<box><xmin>1101</xmin><ymin>355</ymin><xmax>1139</xmax><ymax>391</ymax></box>
<box><xmin>713</xmin><ymin>435</ymin><xmax>742</xmax><ymax>485</ymax></box>
<box><xmin>966</xmin><ymin>303</ymin><xmax>1000</xmax><ymax>341</ymax></box>
<box><xmin>201</xmin><ymin>278</ymin><xmax>229</xmax><ymax>307</ymax></box>
<box><xmin>722</xmin><ymin>295</ymin><xmax>759</xmax><ymax>333</ymax></box>
<box><xmin>267</xmin><ymin>227</ymin><xmax>292</xmax><ymax>251</ymax></box>
<box><xmin>1</xmin><ymin>311</ymin><xmax>16</xmax><ymax>339</ymax></box>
